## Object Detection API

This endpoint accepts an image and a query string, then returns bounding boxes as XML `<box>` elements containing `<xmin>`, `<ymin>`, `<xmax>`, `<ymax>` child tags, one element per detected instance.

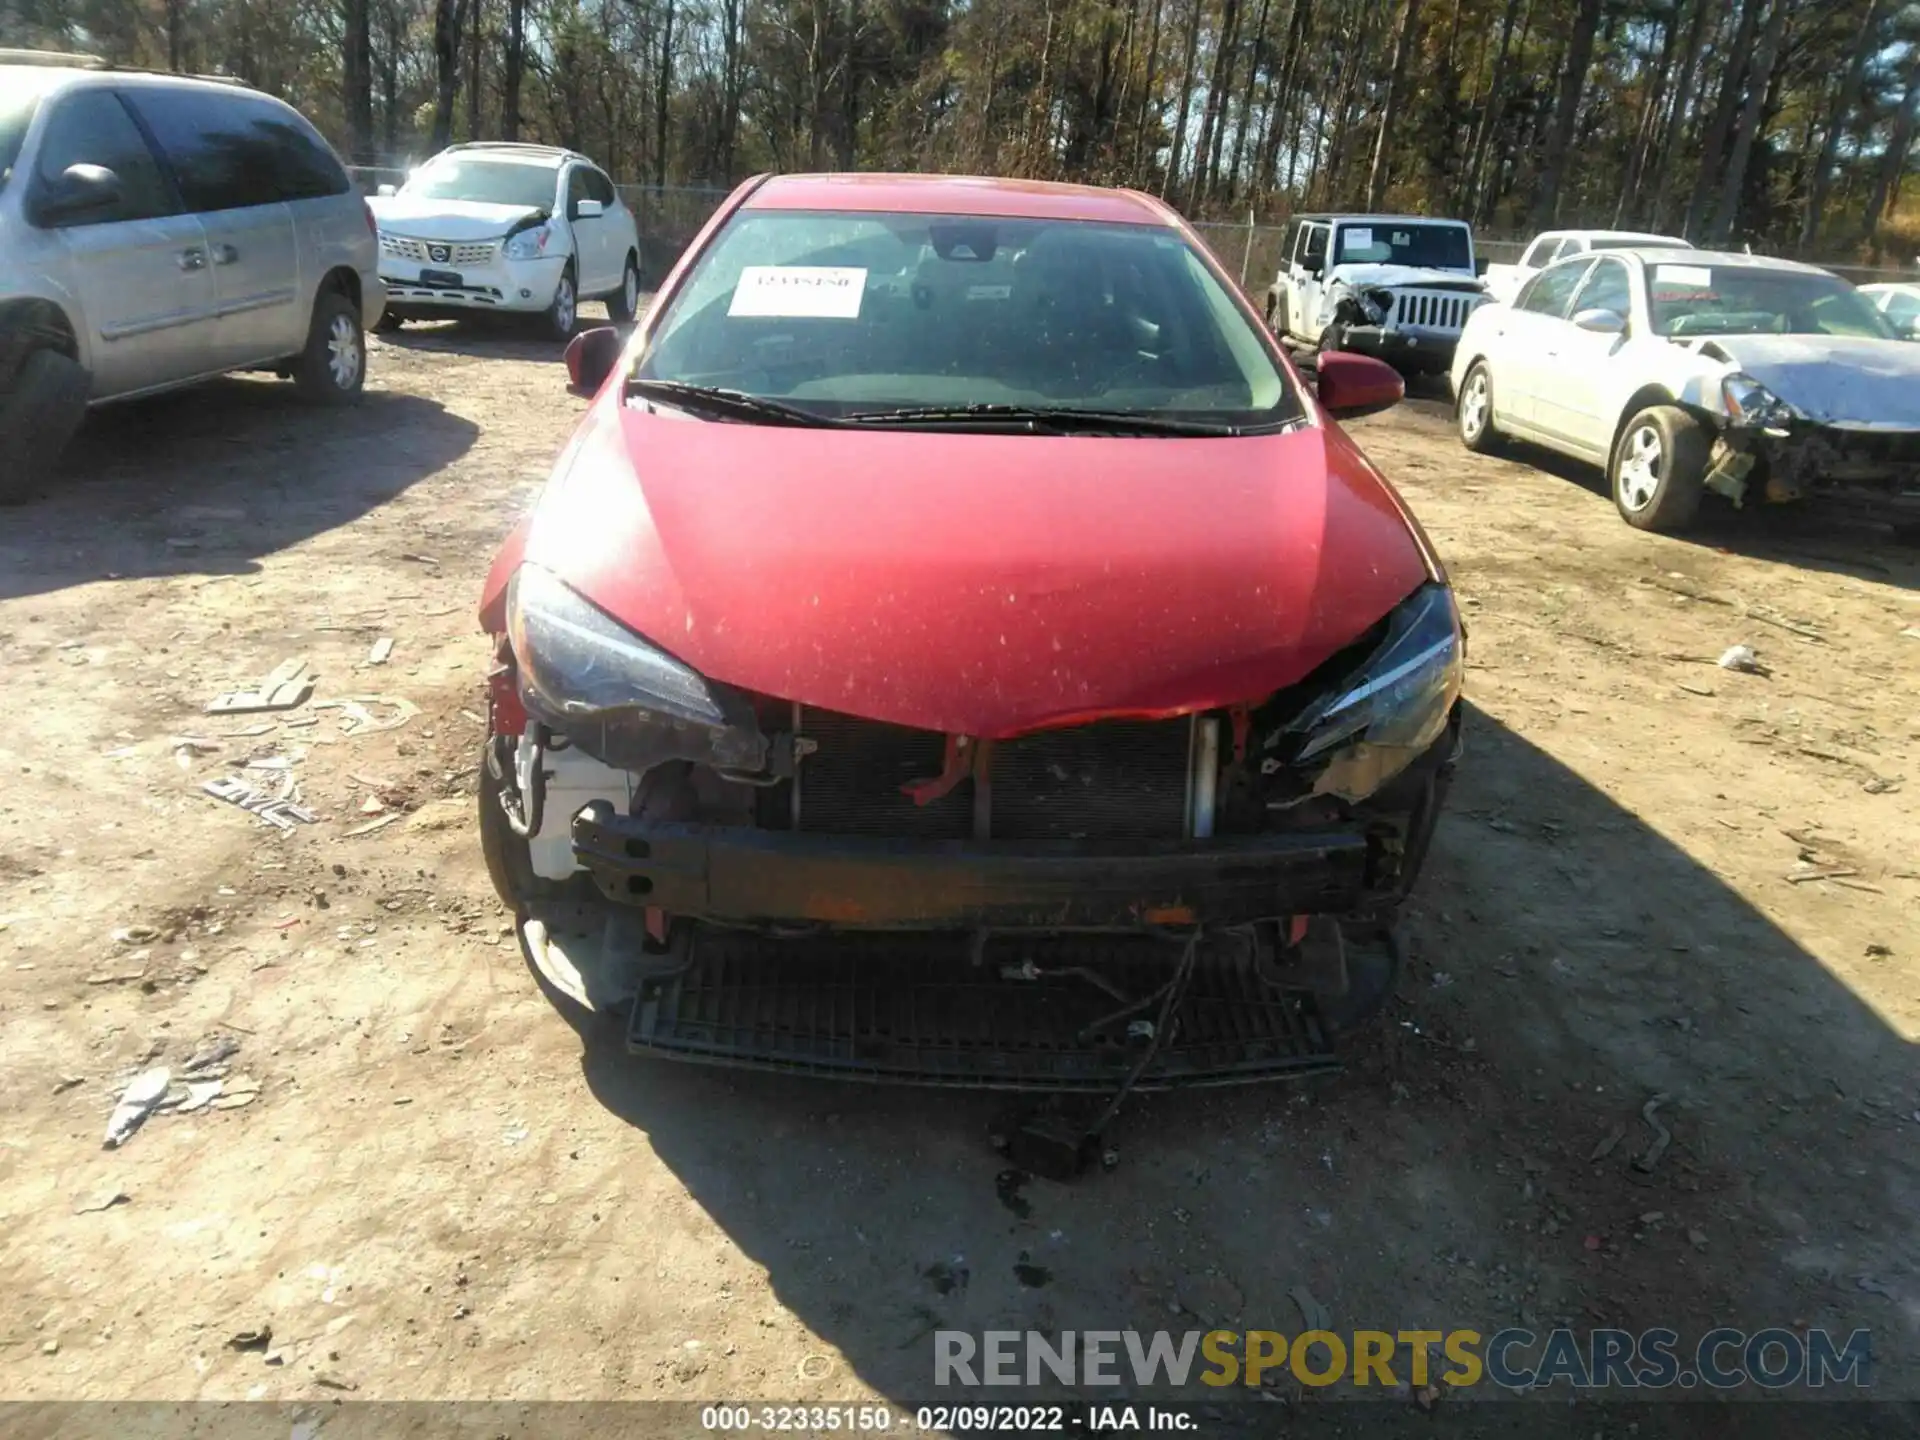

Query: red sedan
<box><xmin>477</xmin><ymin>173</ymin><xmax>1462</xmax><ymax>1095</ymax></box>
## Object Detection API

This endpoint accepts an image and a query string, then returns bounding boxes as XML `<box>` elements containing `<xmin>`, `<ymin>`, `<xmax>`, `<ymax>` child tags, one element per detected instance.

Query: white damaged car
<box><xmin>368</xmin><ymin>142</ymin><xmax>641</xmax><ymax>339</ymax></box>
<box><xmin>1450</xmin><ymin>248</ymin><xmax>1920</xmax><ymax>532</ymax></box>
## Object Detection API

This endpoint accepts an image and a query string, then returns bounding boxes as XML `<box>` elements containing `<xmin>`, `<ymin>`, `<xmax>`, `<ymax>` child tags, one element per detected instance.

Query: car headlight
<box><xmin>505</xmin><ymin>563</ymin><xmax>767</xmax><ymax>771</ymax></box>
<box><xmin>1721</xmin><ymin>373</ymin><xmax>1798</xmax><ymax>429</ymax></box>
<box><xmin>1280</xmin><ymin>583</ymin><xmax>1464</xmax><ymax>801</ymax></box>
<box><xmin>503</xmin><ymin>224</ymin><xmax>554</xmax><ymax>261</ymax></box>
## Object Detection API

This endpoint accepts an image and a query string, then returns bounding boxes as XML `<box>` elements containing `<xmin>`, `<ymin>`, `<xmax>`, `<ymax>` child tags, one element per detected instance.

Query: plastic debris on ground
<box><xmin>103</xmin><ymin>1067</ymin><xmax>171</xmax><ymax>1149</ymax></box>
<box><xmin>1716</xmin><ymin>644</ymin><xmax>1768</xmax><ymax>675</ymax></box>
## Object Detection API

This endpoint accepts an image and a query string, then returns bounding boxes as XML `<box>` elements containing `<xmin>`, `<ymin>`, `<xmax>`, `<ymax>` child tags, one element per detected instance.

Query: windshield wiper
<box><xmin>838</xmin><ymin>403</ymin><xmax>1242</xmax><ymax>437</ymax></box>
<box><xmin>626</xmin><ymin>379</ymin><xmax>843</xmax><ymax>428</ymax></box>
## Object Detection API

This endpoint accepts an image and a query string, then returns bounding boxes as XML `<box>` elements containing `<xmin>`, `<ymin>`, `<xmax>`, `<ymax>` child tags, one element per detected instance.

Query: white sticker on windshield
<box><xmin>1654</xmin><ymin>264</ymin><xmax>1713</xmax><ymax>288</ymax></box>
<box><xmin>1343</xmin><ymin>227</ymin><xmax>1373</xmax><ymax>251</ymax></box>
<box><xmin>728</xmin><ymin>265</ymin><xmax>867</xmax><ymax>319</ymax></box>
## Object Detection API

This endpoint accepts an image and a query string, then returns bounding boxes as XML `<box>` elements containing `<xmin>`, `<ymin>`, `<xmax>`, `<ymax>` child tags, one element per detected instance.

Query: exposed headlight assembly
<box><xmin>1721</xmin><ymin>372</ymin><xmax>1799</xmax><ymax>430</ymax></box>
<box><xmin>1363</xmin><ymin>288</ymin><xmax>1396</xmax><ymax>320</ymax></box>
<box><xmin>505</xmin><ymin>562</ymin><xmax>767</xmax><ymax>772</ymax></box>
<box><xmin>1278</xmin><ymin>583</ymin><xmax>1464</xmax><ymax>802</ymax></box>
<box><xmin>503</xmin><ymin>223</ymin><xmax>555</xmax><ymax>261</ymax></box>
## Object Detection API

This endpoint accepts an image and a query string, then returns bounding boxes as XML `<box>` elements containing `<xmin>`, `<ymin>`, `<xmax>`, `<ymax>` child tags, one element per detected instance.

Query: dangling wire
<box><xmin>1084</xmin><ymin>924</ymin><xmax>1205</xmax><ymax>1142</ymax></box>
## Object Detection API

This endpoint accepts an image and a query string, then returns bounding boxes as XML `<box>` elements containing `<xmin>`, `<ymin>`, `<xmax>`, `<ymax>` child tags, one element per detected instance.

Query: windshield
<box><xmin>401</xmin><ymin>157</ymin><xmax>556</xmax><ymax>210</ymax></box>
<box><xmin>0</xmin><ymin>91</ymin><xmax>41</xmax><ymax>195</ymax></box>
<box><xmin>637</xmin><ymin>209</ymin><xmax>1297</xmax><ymax>429</ymax></box>
<box><xmin>1334</xmin><ymin>222</ymin><xmax>1472</xmax><ymax>271</ymax></box>
<box><xmin>1649</xmin><ymin>262</ymin><xmax>1898</xmax><ymax>340</ymax></box>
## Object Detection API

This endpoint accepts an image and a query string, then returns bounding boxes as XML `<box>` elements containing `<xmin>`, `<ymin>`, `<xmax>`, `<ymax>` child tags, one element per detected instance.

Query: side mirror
<box><xmin>376</xmin><ymin>183</ymin><xmax>397</xmax><ymax>197</ymax></box>
<box><xmin>37</xmin><ymin>163</ymin><xmax>124</xmax><ymax>225</ymax></box>
<box><xmin>1316</xmin><ymin>352</ymin><xmax>1404</xmax><ymax>420</ymax></box>
<box><xmin>1475</xmin><ymin>257</ymin><xmax>1490</xmax><ymax>276</ymax></box>
<box><xmin>564</xmin><ymin>325</ymin><xmax>623</xmax><ymax>398</ymax></box>
<box><xmin>1572</xmin><ymin>307</ymin><xmax>1627</xmax><ymax>335</ymax></box>
<box><xmin>573</xmin><ymin>198</ymin><xmax>605</xmax><ymax>220</ymax></box>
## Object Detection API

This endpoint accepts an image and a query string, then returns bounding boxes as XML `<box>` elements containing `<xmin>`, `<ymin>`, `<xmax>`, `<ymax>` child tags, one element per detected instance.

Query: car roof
<box><xmin>433</xmin><ymin>141</ymin><xmax>587</xmax><ymax>168</ymax></box>
<box><xmin>1615</xmin><ymin>247</ymin><xmax>1833</xmax><ymax>275</ymax></box>
<box><xmin>1290</xmin><ymin>213</ymin><xmax>1469</xmax><ymax>225</ymax></box>
<box><xmin>742</xmin><ymin>173</ymin><xmax>1180</xmax><ymax>226</ymax></box>
<box><xmin>1860</xmin><ymin>281</ymin><xmax>1919</xmax><ymax>294</ymax></box>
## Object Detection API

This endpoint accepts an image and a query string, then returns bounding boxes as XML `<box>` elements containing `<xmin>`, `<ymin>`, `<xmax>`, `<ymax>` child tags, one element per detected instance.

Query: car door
<box><xmin>1495</xmin><ymin>257</ymin><xmax>1595</xmax><ymax>433</ymax></box>
<box><xmin>123</xmin><ymin>85</ymin><xmax>304</xmax><ymax>368</ymax></box>
<box><xmin>586</xmin><ymin>167</ymin><xmax>628</xmax><ymax>280</ymax></box>
<box><xmin>562</xmin><ymin>166</ymin><xmax>611</xmax><ymax>295</ymax></box>
<box><xmin>1537</xmin><ymin>256</ymin><xmax>1633</xmax><ymax>456</ymax></box>
<box><xmin>1288</xmin><ymin>222</ymin><xmax>1329</xmax><ymax>340</ymax></box>
<box><xmin>27</xmin><ymin>87</ymin><xmax>215</xmax><ymax>398</ymax></box>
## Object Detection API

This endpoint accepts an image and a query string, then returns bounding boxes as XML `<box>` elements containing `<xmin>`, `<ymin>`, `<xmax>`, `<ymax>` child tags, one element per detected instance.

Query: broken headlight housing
<box><xmin>1721</xmin><ymin>373</ymin><xmax>1799</xmax><ymax>430</ymax></box>
<box><xmin>505</xmin><ymin>562</ymin><xmax>767</xmax><ymax>771</ymax></box>
<box><xmin>1362</xmin><ymin>288</ymin><xmax>1395</xmax><ymax>321</ymax></box>
<box><xmin>1280</xmin><ymin>583</ymin><xmax>1463</xmax><ymax>802</ymax></box>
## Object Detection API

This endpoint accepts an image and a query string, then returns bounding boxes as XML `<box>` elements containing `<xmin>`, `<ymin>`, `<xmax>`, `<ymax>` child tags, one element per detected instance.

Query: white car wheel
<box><xmin>544</xmin><ymin>270</ymin><xmax>577</xmax><ymax>340</ymax></box>
<box><xmin>1615</xmin><ymin>423</ymin><xmax>1663</xmax><ymax>515</ymax></box>
<box><xmin>1455</xmin><ymin>362</ymin><xmax>1501</xmax><ymax>454</ymax></box>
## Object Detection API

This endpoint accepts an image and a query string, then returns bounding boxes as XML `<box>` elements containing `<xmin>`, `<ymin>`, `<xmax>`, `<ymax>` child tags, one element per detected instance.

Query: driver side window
<box><xmin>32</xmin><ymin>90</ymin><xmax>175</xmax><ymax>227</ymax></box>
<box><xmin>1571</xmin><ymin>257</ymin><xmax>1631</xmax><ymax>318</ymax></box>
<box><xmin>566</xmin><ymin>167</ymin><xmax>592</xmax><ymax>215</ymax></box>
<box><xmin>1298</xmin><ymin>224</ymin><xmax>1327</xmax><ymax>272</ymax></box>
<box><xmin>1516</xmin><ymin>260</ymin><xmax>1595</xmax><ymax>319</ymax></box>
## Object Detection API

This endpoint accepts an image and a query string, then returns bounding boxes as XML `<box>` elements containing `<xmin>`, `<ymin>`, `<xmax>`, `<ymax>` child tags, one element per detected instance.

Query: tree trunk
<box><xmin>1255</xmin><ymin>0</ymin><xmax>1306</xmax><ymax>196</ymax></box>
<box><xmin>720</xmin><ymin>0</ymin><xmax>744</xmax><ymax>179</ymax></box>
<box><xmin>1524</xmin><ymin>0</ymin><xmax>1600</xmax><ymax>231</ymax></box>
<box><xmin>1680</xmin><ymin>0</ymin><xmax>1763</xmax><ymax>238</ymax></box>
<box><xmin>431</xmin><ymin>0</ymin><xmax>467</xmax><ymax>152</ymax></box>
<box><xmin>343</xmin><ymin>0</ymin><xmax>374</xmax><ymax>163</ymax></box>
<box><xmin>1799</xmin><ymin>0</ymin><xmax>1883</xmax><ymax>251</ymax></box>
<box><xmin>653</xmin><ymin>0</ymin><xmax>676</xmax><ymax>184</ymax></box>
<box><xmin>1160</xmin><ymin>0</ymin><xmax>1204</xmax><ymax>199</ymax></box>
<box><xmin>1130</xmin><ymin>0</ymin><xmax>1165</xmax><ymax>185</ymax></box>
<box><xmin>1201</xmin><ymin>0</ymin><xmax>1245</xmax><ymax>201</ymax></box>
<box><xmin>1363</xmin><ymin>0</ymin><xmax>1420</xmax><ymax>211</ymax></box>
<box><xmin>380</xmin><ymin>0</ymin><xmax>400</xmax><ymax>161</ymax></box>
<box><xmin>166</xmin><ymin>0</ymin><xmax>185</xmax><ymax>71</ymax></box>
<box><xmin>1645</xmin><ymin>0</ymin><xmax>1708</xmax><ymax>229</ymax></box>
<box><xmin>1224</xmin><ymin>0</ymin><xmax>1270</xmax><ymax>202</ymax></box>
<box><xmin>1459</xmin><ymin>0</ymin><xmax>1520</xmax><ymax>214</ymax></box>
<box><xmin>502</xmin><ymin>0</ymin><xmax>525</xmax><ymax>140</ymax></box>
<box><xmin>466</xmin><ymin>0</ymin><xmax>483</xmax><ymax>140</ymax></box>
<box><xmin>1190</xmin><ymin>0</ymin><xmax>1241</xmax><ymax>207</ymax></box>
<box><xmin>1709</xmin><ymin>0</ymin><xmax>1791</xmax><ymax>244</ymax></box>
<box><xmin>1863</xmin><ymin>48</ymin><xmax>1919</xmax><ymax>245</ymax></box>
<box><xmin>1611</xmin><ymin>0</ymin><xmax>1677</xmax><ymax>226</ymax></box>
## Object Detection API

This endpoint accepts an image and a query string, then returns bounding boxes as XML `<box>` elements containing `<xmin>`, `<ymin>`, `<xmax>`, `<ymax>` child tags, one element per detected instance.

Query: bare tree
<box><xmin>1800</xmin><ymin>0</ymin><xmax>1884</xmax><ymax>250</ymax></box>
<box><xmin>431</xmin><ymin>0</ymin><xmax>469</xmax><ymax>150</ymax></box>
<box><xmin>1709</xmin><ymin>0</ymin><xmax>1793</xmax><ymax>244</ymax></box>
<box><xmin>1525</xmin><ymin>0</ymin><xmax>1602</xmax><ymax>230</ymax></box>
<box><xmin>1363</xmin><ymin>0</ymin><xmax>1421</xmax><ymax>210</ymax></box>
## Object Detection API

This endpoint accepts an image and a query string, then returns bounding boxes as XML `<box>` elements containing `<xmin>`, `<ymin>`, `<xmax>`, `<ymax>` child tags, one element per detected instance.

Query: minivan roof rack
<box><xmin>0</xmin><ymin>48</ymin><xmax>109</xmax><ymax>68</ymax></box>
<box><xmin>0</xmin><ymin>50</ymin><xmax>247</xmax><ymax>85</ymax></box>
<box><xmin>441</xmin><ymin>140</ymin><xmax>588</xmax><ymax>163</ymax></box>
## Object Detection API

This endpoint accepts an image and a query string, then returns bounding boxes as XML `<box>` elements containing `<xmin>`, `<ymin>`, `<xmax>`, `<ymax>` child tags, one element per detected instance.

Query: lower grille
<box><xmin>794</xmin><ymin>707</ymin><xmax>1194</xmax><ymax>841</ymax></box>
<box><xmin>629</xmin><ymin>929</ymin><xmax>1338</xmax><ymax>1090</ymax></box>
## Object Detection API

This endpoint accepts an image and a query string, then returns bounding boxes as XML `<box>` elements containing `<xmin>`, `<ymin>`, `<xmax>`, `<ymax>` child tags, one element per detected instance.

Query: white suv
<box><xmin>369</xmin><ymin>142</ymin><xmax>642</xmax><ymax>339</ymax></box>
<box><xmin>0</xmin><ymin>51</ymin><xmax>383</xmax><ymax>502</ymax></box>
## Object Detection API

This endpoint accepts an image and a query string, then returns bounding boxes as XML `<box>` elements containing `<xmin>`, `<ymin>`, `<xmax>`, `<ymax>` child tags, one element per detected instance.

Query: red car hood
<box><xmin>520</xmin><ymin>403</ymin><xmax>1432</xmax><ymax>737</ymax></box>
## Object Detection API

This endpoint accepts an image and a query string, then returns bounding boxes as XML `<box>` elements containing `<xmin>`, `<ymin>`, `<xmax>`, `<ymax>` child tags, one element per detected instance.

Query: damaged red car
<box><xmin>477</xmin><ymin>173</ymin><xmax>1463</xmax><ymax>1094</ymax></box>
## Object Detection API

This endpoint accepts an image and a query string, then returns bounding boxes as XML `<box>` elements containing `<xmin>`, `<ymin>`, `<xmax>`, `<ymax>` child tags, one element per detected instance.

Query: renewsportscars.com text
<box><xmin>934</xmin><ymin>1327</ymin><xmax>1872</xmax><ymax>1393</ymax></box>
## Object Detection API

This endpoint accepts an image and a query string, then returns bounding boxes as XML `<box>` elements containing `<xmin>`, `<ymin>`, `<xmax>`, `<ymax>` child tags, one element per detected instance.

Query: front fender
<box><xmin>478</xmin><ymin>517</ymin><xmax>532</xmax><ymax>634</ymax></box>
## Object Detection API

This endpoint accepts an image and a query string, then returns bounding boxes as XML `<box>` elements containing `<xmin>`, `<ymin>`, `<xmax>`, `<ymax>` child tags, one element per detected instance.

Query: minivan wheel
<box><xmin>606</xmin><ymin>254</ymin><xmax>642</xmax><ymax>324</ymax></box>
<box><xmin>293</xmin><ymin>291</ymin><xmax>366</xmax><ymax>404</ymax></box>
<box><xmin>0</xmin><ymin>349</ymin><xmax>90</xmax><ymax>504</ymax></box>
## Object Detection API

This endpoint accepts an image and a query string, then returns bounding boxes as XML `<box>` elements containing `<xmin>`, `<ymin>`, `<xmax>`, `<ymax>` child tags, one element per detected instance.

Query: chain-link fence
<box><xmin>346</xmin><ymin>168</ymin><xmax>1916</xmax><ymax>295</ymax></box>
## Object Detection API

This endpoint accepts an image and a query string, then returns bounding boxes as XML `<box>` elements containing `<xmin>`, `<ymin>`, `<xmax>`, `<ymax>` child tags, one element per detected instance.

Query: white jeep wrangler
<box><xmin>1266</xmin><ymin>213</ymin><xmax>1490</xmax><ymax>376</ymax></box>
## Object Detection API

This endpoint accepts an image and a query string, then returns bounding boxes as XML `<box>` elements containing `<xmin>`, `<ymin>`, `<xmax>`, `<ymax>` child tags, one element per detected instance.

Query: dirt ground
<box><xmin>2</xmin><ymin>310</ymin><xmax>1917</xmax><ymax>1431</ymax></box>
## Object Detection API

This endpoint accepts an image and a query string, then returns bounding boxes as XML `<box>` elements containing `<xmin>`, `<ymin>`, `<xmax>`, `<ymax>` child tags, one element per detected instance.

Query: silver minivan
<box><xmin>0</xmin><ymin>52</ymin><xmax>385</xmax><ymax>501</ymax></box>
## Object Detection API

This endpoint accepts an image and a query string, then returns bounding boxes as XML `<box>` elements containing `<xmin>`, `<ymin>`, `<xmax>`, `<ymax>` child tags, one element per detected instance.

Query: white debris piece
<box><xmin>103</xmin><ymin>1067</ymin><xmax>172</xmax><ymax>1148</ymax></box>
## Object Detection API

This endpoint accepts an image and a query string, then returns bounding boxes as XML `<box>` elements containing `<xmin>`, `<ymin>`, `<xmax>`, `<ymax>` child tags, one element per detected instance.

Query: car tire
<box><xmin>1456</xmin><ymin>361</ymin><xmax>1503</xmax><ymax>453</ymax></box>
<box><xmin>1318</xmin><ymin>924</ymin><xmax>1405</xmax><ymax>1035</ymax></box>
<box><xmin>0</xmin><ymin>348</ymin><xmax>89</xmax><ymax>505</ymax></box>
<box><xmin>478</xmin><ymin>740</ymin><xmax>567</xmax><ymax>914</ymax></box>
<box><xmin>1611</xmin><ymin>404</ymin><xmax>1707</xmax><ymax>532</ymax></box>
<box><xmin>542</xmin><ymin>264</ymin><xmax>578</xmax><ymax>341</ymax></box>
<box><xmin>292</xmin><ymin>290</ymin><xmax>366</xmax><ymax>405</ymax></box>
<box><xmin>606</xmin><ymin>253</ymin><xmax>642</xmax><ymax>324</ymax></box>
